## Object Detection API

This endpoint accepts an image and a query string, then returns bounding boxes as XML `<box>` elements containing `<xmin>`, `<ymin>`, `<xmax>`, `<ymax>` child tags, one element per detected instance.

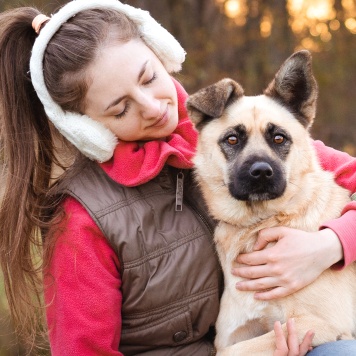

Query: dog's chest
<box><xmin>218</xmin><ymin>278</ymin><xmax>283</xmax><ymax>344</ymax></box>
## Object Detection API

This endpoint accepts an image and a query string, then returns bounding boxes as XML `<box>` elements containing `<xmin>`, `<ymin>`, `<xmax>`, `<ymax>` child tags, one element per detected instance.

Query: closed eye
<box><xmin>115</xmin><ymin>102</ymin><xmax>131</xmax><ymax>119</ymax></box>
<box><xmin>143</xmin><ymin>73</ymin><xmax>157</xmax><ymax>85</ymax></box>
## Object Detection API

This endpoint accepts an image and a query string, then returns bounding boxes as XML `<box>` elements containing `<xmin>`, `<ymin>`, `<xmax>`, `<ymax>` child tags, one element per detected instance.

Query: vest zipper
<box><xmin>175</xmin><ymin>171</ymin><xmax>184</xmax><ymax>211</ymax></box>
<box><xmin>209</xmin><ymin>345</ymin><xmax>217</xmax><ymax>356</ymax></box>
<box><xmin>172</xmin><ymin>168</ymin><xmax>214</xmax><ymax>235</ymax></box>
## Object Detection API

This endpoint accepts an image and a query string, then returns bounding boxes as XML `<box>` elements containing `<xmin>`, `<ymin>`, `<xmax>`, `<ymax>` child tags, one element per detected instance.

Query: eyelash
<box><xmin>115</xmin><ymin>102</ymin><xmax>131</xmax><ymax>119</ymax></box>
<box><xmin>144</xmin><ymin>73</ymin><xmax>157</xmax><ymax>85</ymax></box>
<box><xmin>114</xmin><ymin>73</ymin><xmax>157</xmax><ymax>119</ymax></box>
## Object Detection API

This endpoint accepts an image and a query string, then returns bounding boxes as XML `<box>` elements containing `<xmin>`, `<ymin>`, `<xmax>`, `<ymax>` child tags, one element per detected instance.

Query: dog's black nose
<box><xmin>249</xmin><ymin>162</ymin><xmax>273</xmax><ymax>179</ymax></box>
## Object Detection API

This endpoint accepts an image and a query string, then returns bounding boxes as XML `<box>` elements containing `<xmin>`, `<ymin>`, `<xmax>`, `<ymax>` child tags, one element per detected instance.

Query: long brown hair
<box><xmin>0</xmin><ymin>5</ymin><xmax>139</xmax><ymax>352</ymax></box>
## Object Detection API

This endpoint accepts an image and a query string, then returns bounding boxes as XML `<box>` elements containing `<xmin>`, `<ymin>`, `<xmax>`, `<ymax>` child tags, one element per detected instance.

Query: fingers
<box><xmin>233</xmin><ymin>264</ymin><xmax>300</xmax><ymax>300</ymax></box>
<box><xmin>273</xmin><ymin>321</ymin><xmax>288</xmax><ymax>356</ymax></box>
<box><xmin>254</xmin><ymin>226</ymin><xmax>291</xmax><ymax>250</ymax></box>
<box><xmin>254</xmin><ymin>286</ymin><xmax>293</xmax><ymax>300</ymax></box>
<box><xmin>235</xmin><ymin>249</ymin><xmax>269</xmax><ymax>265</ymax></box>
<box><xmin>286</xmin><ymin>318</ymin><xmax>300</xmax><ymax>354</ymax></box>
<box><xmin>235</xmin><ymin>276</ymin><xmax>277</xmax><ymax>292</ymax></box>
<box><xmin>274</xmin><ymin>319</ymin><xmax>314</xmax><ymax>356</ymax></box>
<box><xmin>235</xmin><ymin>275</ymin><xmax>302</xmax><ymax>300</ymax></box>
<box><xmin>234</xmin><ymin>275</ymin><xmax>297</xmax><ymax>300</ymax></box>
<box><xmin>232</xmin><ymin>264</ymin><xmax>271</xmax><ymax>279</ymax></box>
<box><xmin>286</xmin><ymin>318</ymin><xmax>314</xmax><ymax>356</ymax></box>
<box><xmin>299</xmin><ymin>329</ymin><xmax>315</xmax><ymax>354</ymax></box>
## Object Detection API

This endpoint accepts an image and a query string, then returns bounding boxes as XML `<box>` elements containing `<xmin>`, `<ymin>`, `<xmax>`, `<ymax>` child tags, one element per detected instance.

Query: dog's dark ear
<box><xmin>186</xmin><ymin>78</ymin><xmax>244</xmax><ymax>130</ymax></box>
<box><xmin>264</xmin><ymin>50</ymin><xmax>318</xmax><ymax>129</ymax></box>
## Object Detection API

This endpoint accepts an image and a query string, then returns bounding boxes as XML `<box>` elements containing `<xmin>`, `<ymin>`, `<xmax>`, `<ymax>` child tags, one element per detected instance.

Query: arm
<box><xmin>232</xmin><ymin>141</ymin><xmax>356</xmax><ymax>299</ymax></box>
<box><xmin>44</xmin><ymin>197</ymin><xmax>123</xmax><ymax>356</ymax></box>
<box><xmin>313</xmin><ymin>140</ymin><xmax>356</xmax><ymax>266</ymax></box>
<box><xmin>313</xmin><ymin>140</ymin><xmax>356</xmax><ymax>192</ymax></box>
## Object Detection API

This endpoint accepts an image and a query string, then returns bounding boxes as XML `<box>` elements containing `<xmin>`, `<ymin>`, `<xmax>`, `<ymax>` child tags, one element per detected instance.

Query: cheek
<box><xmin>159</xmin><ymin>73</ymin><xmax>177</xmax><ymax>98</ymax></box>
<box><xmin>108</xmin><ymin>118</ymin><xmax>137</xmax><ymax>140</ymax></box>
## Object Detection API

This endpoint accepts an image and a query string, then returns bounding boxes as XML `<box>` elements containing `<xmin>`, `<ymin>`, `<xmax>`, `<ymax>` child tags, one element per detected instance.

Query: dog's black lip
<box><xmin>228</xmin><ymin>178</ymin><xmax>287</xmax><ymax>202</ymax></box>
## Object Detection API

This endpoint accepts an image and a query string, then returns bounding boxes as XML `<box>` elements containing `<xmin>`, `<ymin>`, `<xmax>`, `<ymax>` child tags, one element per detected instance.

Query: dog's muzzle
<box><xmin>228</xmin><ymin>156</ymin><xmax>286</xmax><ymax>201</ymax></box>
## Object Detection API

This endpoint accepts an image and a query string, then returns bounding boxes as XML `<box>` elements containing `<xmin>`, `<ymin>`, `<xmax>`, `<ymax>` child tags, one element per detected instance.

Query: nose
<box><xmin>138</xmin><ymin>92</ymin><xmax>161</xmax><ymax>120</ymax></box>
<box><xmin>249</xmin><ymin>161</ymin><xmax>273</xmax><ymax>179</ymax></box>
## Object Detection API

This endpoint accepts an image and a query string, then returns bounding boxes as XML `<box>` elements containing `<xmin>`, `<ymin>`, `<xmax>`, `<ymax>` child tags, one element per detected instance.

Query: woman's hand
<box><xmin>274</xmin><ymin>319</ymin><xmax>314</xmax><ymax>356</ymax></box>
<box><xmin>232</xmin><ymin>227</ymin><xmax>343</xmax><ymax>300</ymax></box>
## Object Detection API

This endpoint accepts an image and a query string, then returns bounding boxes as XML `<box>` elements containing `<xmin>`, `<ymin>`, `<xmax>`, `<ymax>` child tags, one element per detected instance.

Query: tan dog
<box><xmin>186</xmin><ymin>50</ymin><xmax>355</xmax><ymax>355</ymax></box>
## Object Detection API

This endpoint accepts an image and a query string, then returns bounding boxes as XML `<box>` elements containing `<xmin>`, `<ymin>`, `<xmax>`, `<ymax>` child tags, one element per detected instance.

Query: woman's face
<box><xmin>84</xmin><ymin>39</ymin><xmax>179</xmax><ymax>142</ymax></box>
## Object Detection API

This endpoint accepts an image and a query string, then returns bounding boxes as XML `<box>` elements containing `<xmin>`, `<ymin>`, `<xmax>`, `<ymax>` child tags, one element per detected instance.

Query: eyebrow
<box><xmin>104</xmin><ymin>60</ymin><xmax>149</xmax><ymax>112</ymax></box>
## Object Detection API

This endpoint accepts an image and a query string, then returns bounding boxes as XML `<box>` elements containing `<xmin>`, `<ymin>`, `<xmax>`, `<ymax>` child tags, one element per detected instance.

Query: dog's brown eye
<box><xmin>273</xmin><ymin>135</ymin><xmax>284</xmax><ymax>144</ymax></box>
<box><xmin>227</xmin><ymin>135</ymin><xmax>238</xmax><ymax>145</ymax></box>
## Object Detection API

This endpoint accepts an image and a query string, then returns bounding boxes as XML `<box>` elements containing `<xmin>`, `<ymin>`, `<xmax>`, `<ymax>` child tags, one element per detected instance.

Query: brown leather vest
<box><xmin>64</xmin><ymin>161</ymin><xmax>222</xmax><ymax>355</ymax></box>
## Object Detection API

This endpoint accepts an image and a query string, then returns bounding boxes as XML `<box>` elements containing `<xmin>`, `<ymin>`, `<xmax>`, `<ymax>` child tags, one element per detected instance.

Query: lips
<box><xmin>150</xmin><ymin>107</ymin><xmax>169</xmax><ymax>128</ymax></box>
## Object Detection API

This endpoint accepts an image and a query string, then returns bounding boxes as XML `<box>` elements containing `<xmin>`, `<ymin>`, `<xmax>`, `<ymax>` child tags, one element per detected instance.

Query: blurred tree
<box><xmin>0</xmin><ymin>0</ymin><xmax>66</xmax><ymax>13</ymax></box>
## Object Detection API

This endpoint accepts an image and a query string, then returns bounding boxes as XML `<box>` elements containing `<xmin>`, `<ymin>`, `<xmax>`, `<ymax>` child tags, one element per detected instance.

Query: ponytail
<box><xmin>0</xmin><ymin>7</ymin><xmax>62</xmax><ymax>350</ymax></box>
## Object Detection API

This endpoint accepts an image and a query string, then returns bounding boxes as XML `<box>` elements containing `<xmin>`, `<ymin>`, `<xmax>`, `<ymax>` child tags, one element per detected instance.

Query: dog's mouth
<box><xmin>228</xmin><ymin>159</ymin><xmax>286</xmax><ymax>202</ymax></box>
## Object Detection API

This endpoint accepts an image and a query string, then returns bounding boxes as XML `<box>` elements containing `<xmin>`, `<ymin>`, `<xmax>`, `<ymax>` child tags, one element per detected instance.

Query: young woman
<box><xmin>0</xmin><ymin>0</ymin><xmax>355</xmax><ymax>355</ymax></box>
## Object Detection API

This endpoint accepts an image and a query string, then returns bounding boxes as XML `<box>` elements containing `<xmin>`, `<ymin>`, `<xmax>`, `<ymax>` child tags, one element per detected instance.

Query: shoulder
<box><xmin>50</xmin><ymin>196</ymin><xmax>120</xmax><ymax>271</ymax></box>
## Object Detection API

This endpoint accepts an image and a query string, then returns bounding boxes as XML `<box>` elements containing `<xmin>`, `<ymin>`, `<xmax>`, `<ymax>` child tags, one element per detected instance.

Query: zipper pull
<box><xmin>175</xmin><ymin>171</ymin><xmax>184</xmax><ymax>211</ymax></box>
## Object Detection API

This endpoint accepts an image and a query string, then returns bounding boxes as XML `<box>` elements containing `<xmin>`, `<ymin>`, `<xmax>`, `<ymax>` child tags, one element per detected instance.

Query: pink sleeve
<box><xmin>44</xmin><ymin>197</ymin><xmax>123</xmax><ymax>356</ymax></box>
<box><xmin>313</xmin><ymin>140</ymin><xmax>356</xmax><ymax>266</ymax></box>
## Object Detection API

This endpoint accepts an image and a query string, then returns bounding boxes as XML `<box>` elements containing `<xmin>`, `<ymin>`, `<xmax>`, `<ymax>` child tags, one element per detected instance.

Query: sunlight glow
<box><xmin>260</xmin><ymin>12</ymin><xmax>272</xmax><ymax>38</ymax></box>
<box><xmin>287</xmin><ymin>0</ymin><xmax>340</xmax><ymax>46</ymax></box>
<box><xmin>306</xmin><ymin>2</ymin><xmax>335</xmax><ymax>21</ymax></box>
<box><xmin>216</xmin><ymin>0</ymin><xmax>356</xmax><ymax>43</ymax></box>
<box><xmin>222</xmin><ymin>0</ymin><xmax>248</xmax><ymax>26</ymax></box>
<box><xmin>342</xmin><ymin>0</ymin><xmax>356</xmax><ymax>33</ymax></box>
<box><xmin>342</xmin><ymin>0</ymin><xmax>356</xmax><ymax>13</ymax></box>
<box><xmin>225</xmin><ymin>0</ymin><xmax>241</xmax><ymax>18</ymax></box>
<box><xmin>329</xmin><ymin>19</ymin><xmax>340</xmax><ymax>31</ymax></box>
<box><xmin>345</xmin><ymin>18</ymin><xmax>356</xmax><ymax>34</ymax></box>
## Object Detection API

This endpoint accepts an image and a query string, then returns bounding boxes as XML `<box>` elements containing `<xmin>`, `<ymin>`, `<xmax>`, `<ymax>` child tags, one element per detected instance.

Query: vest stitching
<box><xmin>64</xmin><ymin>189</ymin><xmax>107</xmax><ymax>235</ymax></box>
<box><xmin>96</xmin><ymin>189</ymin><xmax>174</xmax><ymax>218</ymax></box>
<box><xmin>123</xmin><ymin>229</ymin><xmax>209</xmax><ymax>267</ymax></box>
<box><xmin>122</xmin><ymin>286</ymin><xmax>219</xmax><ymax>320</ymax></box>
<box><xmin>121</xmin><ymin>305</ymin><xmax>191</xmax><ymax>334</ymax></box>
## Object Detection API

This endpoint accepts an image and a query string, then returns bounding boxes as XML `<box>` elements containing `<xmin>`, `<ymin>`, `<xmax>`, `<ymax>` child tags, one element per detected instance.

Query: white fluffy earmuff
<box><xmin>30</xmin><ymin>0</ymin><xmax>186</xmax><ymax>162</ymax></box>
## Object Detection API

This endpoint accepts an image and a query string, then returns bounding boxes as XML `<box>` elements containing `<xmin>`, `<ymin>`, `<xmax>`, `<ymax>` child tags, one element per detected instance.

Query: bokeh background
<box><xmin>0</xmin><ymin>0</ymin><xmax>355</xmax><ymax>354</ymax></box>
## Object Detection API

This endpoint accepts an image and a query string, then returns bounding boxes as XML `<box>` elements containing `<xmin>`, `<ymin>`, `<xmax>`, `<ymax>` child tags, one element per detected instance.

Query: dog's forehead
<box><xmin>223</xmin><ymin>95</ymin><xmax>295</xmax><ymax>129</ymax></box>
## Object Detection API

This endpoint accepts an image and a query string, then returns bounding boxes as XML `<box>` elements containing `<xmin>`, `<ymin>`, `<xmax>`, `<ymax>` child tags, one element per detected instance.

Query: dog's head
<box><xmin>186</xmin><ymin>51</ymin><xmax>319</xmax><ymax>215</ymax></box>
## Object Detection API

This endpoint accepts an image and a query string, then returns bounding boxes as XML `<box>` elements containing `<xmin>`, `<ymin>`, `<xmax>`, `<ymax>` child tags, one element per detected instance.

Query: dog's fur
<box><xmin>186</xmin><ymin>50</ymin><xmax>355</xmax><ymax>355</ymax></box>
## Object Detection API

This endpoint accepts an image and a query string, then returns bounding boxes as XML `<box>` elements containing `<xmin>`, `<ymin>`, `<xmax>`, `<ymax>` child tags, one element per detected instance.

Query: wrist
<box><xmin>318</xmin><ymin>228</ymin><xmax>344</xmax><ymax>266</ymax></box>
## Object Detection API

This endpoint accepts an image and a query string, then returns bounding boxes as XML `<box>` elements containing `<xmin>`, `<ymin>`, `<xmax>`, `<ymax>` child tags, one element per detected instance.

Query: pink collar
<box><xmin>99</xmin><ymin>78</ymin><xmax>197</xmax><ymax>187</ymax></box>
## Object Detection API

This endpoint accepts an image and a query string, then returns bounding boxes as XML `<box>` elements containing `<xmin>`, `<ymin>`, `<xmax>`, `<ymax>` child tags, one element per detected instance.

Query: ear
<box><xmin>186</xmin><ymin>78</ymin><xmax>244</xmax><ymax>130</ymax></box>
<box><xmin>264</xmin><ymin>50</ymin><xmax>318</xmax><ymax>129</ymax></box>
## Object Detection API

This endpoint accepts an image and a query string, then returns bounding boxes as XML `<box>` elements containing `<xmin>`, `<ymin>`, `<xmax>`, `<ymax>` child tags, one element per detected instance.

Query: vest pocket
<box><xmin>121</xmin><ymin>305</ymin><xmax>193</xmax><ymax>348</ymax></box>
